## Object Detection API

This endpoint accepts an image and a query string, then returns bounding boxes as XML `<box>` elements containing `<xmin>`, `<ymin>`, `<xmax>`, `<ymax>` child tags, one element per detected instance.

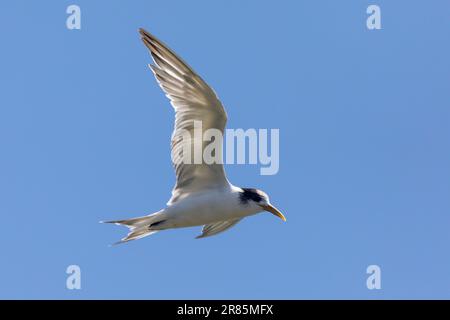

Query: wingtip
<box><xmin>139</xmin><ymin>28</ymin><xmax>153</xmax><ymax>39</ymax></box>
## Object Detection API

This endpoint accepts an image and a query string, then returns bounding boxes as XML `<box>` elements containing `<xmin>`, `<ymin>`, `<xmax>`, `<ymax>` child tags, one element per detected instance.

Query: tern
<box><xmin>103</xmin><ymin>29</ymin><xmax>286</xmax><ymax>244</ymax></box>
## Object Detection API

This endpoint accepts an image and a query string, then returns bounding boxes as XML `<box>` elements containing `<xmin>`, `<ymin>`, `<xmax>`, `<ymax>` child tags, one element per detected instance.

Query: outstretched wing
<box><xmin>139</xmin><ymin>29</ymin><xmax>229</xmax><ymax>205</ymax></box>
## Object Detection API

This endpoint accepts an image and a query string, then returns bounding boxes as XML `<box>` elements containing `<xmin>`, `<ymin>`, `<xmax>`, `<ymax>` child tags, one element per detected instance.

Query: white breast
<box><xmin>163</xmin><ymin>186</ymin><xmax>262</xmax><ymax>228</ymax></box>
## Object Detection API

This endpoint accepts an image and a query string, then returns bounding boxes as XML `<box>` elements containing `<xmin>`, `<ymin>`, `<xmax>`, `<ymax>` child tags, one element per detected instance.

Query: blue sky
<box><xmin>1</xmin><ymin>1</ymin><xmax>450</xmax><ymax>299</ymax></box>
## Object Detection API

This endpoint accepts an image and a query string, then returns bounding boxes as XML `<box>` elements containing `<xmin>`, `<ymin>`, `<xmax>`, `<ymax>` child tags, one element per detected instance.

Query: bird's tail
<box><xmin>101</xmin><ymin>212</ymin><xmax>163</xmax><ymax>245</ymax></box>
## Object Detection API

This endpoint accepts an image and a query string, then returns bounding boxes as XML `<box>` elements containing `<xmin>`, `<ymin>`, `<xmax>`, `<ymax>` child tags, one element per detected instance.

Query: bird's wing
<box><xmin>196</xmin><ymin>218</ymin><xmax>243</xmax><ymax>239</ymax></box>
<box><xmin>139</xmin><ymin>29</ymin><xmax>229</xmax><ymax>205</ymax></box>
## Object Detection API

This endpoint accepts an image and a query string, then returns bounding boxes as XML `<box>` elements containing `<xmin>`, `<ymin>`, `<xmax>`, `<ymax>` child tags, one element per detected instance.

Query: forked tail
<box><xmin>101</xmin><ymin>212</ymin><xmax>163</xmax><ymax>245</ymax></box>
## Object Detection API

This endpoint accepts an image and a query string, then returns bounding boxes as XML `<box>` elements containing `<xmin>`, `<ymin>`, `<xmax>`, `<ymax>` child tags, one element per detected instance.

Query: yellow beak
<box><xmin>261</xmin><ymin>204</ymin><xmax>286</xmax><ymax>222</ymax></box>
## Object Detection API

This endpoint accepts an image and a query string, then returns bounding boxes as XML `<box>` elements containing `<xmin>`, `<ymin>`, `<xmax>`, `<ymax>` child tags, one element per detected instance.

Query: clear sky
<box><xmin>1</xmin><ymin>1</ymin><xmax>450</xmax><ymax>299</ymax></box>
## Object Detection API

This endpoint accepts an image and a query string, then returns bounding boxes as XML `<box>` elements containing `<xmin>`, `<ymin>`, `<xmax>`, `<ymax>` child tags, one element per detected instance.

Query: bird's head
<box><xmin>239</xmin><ymin>188</ymin><xmax>286</xmax><ymax>222</ymax></box>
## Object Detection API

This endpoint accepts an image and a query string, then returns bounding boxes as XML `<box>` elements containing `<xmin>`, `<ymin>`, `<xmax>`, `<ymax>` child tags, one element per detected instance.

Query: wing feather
<box><xmin>139</xmin><ymin>29</ymin><xmax>229</xmax><ymax>205</ymax></box>
<box><xmin>196</xmin><ymin>219</ymin><xmax>243</xmax><ymax>239</ymax></box>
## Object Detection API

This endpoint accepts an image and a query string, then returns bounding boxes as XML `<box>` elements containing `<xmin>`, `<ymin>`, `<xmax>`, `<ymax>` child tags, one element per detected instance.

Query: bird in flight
<box><xmin>103</xmin><ymin>29</ymin><xmax>286</xmax><ymax>244</ymax></box>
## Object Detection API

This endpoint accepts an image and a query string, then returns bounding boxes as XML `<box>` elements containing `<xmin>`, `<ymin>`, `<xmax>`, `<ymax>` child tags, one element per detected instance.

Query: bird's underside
<box><xmin>106</xmin><ymin>216</ymin><xmax>244</xmax><ymax>245</ymax></box>
<box><xmin>102</xmin><ymin>28</ymin><xmax>286</xmax><ymax>245</ymax></box>
<box><xmin>103</xmin><ymin>187</ymin><xmax>252</xmax><ymax>244</ymax></box>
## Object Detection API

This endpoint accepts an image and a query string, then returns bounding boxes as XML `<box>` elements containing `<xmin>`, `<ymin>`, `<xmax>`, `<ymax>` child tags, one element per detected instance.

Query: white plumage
<box><xmin>102</xmin><ymin>29</ymin><xmax>285</xmax><ymax>244</ymax></box>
